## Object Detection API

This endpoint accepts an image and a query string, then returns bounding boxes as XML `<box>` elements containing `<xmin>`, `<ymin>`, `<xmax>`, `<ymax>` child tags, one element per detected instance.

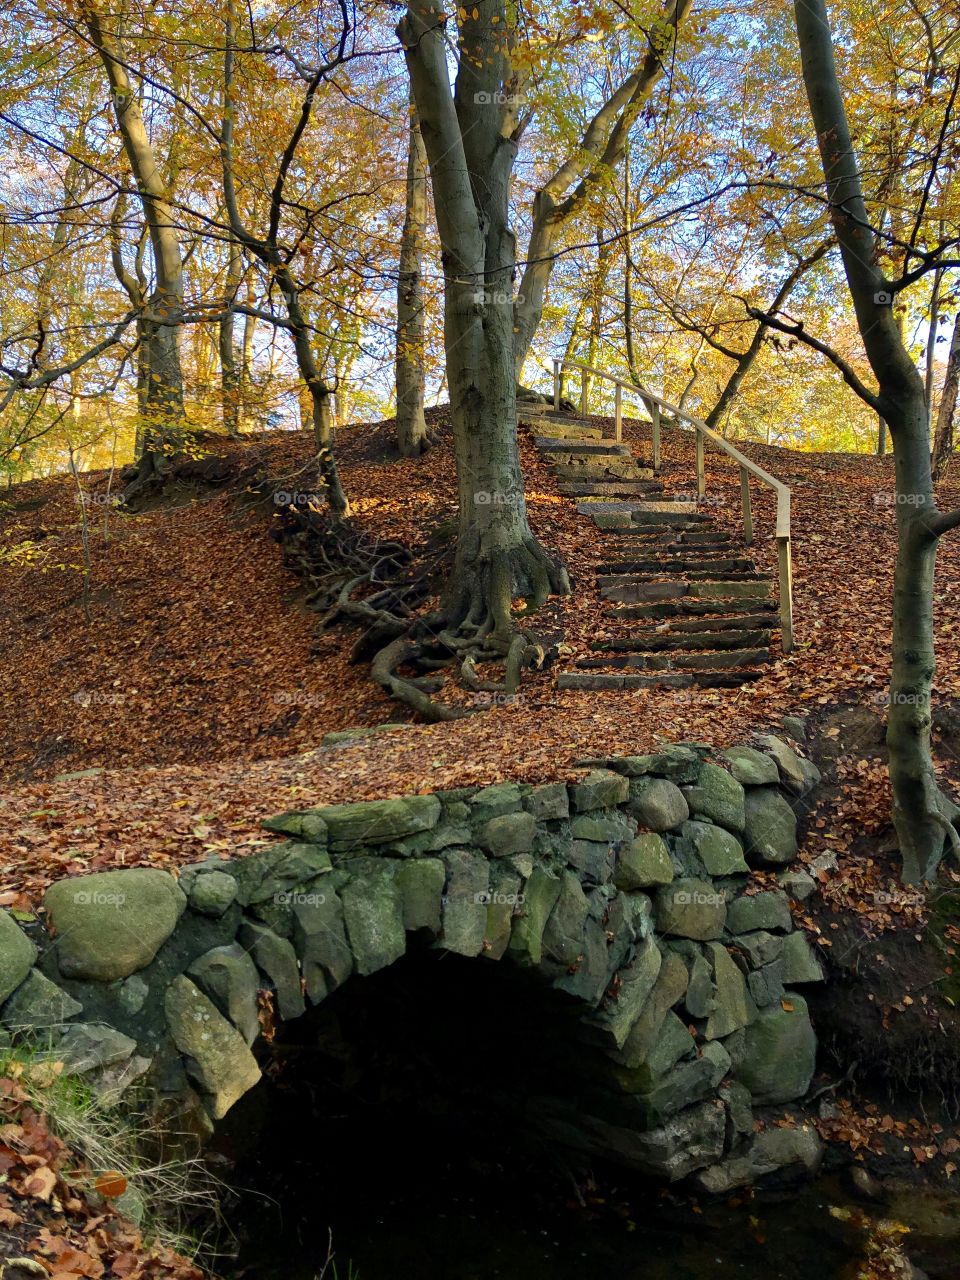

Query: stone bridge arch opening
<box><xmin>212</xmin><ymin>941</ymin><xmax>603</xmax><ymax>1261</ymax></box>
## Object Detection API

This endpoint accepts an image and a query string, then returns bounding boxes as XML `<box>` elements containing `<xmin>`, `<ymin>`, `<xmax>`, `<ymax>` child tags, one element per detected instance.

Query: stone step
<box><xmin>578</xmin><ymin>499</ymin><xmax>696</xmax><ymax>513</ymax></box>
<box><xmin>557</xmin><ymin>670</ymin><xmax>766</xmax><ymax>691</ymax></box>
<box><xmin>627</xmin><ymin>510</ymin><xmax>710</xmax><ymax>526</ymax></box>
<box><xmin>574</xmin><ymin>647</ymin><xmax>772</xmax><ymax>672</ymax></box>
<box><xmin>611</xmin><ymin>611</ymin><xmax>778</xmax><ymax>633</ymax></box>
<box><xmin>598</xmin><ymin>570</ymin><xmax>769</xmax><ymax>589</ymax></box>
<box><xmin>591</xmin><ymin>514</ymin><xmax>713</xmax><ymax>532</ymax></box>
<box><xmin>594</xmin><ymin>557</ymin><xmax>756</xmax><ymax>575</ymax></box>
<box><xmin>520</xmin><ymin>405</ymin><xmax>582</xmax><ymax>418</ymax></box>
<box><xmin>532</xmin><ymin>424</ymin><xmax>604</xmax><ymax>442</ymax></box>
<box><xmin>578</xmin><ymin>504</ymin><xmax>704</xmax><ymax>528</ymax></box>
<box><xmin>600</xmin><ymin>578</ymin><xmax>772</xmax><ymax>603</ymax></box>
<box><xmin>536</xmin><ymin>438</ymin><xmax>631</xmax><ymax>456</ymax></box>
<box><xmin>557</xmin><ymin>481</ymin><xmax>664</xmax><ymax>498</ymax></box>
<box><xmin>605</xmin><ymin>598</ymin><xmax>777</xmax><ymax>621</ymax></box>
<box><xmin>552</xmin><ymin>462</ymin><xmax>655</xmax><ymax>482</ymax></box>
<box><xmin>591</xmin><ymin>628</ymin><xmax>772</xmax><ymax>653</ymax></box>
<box><xmin>598</xmin><ymin>529</ymin><xmax>733</xmax><ymax>546</ymax></box>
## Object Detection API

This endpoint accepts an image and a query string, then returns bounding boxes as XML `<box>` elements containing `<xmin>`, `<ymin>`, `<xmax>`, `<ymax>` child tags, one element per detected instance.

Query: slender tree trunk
<box><xmin>82</xmin><ymin>1</ymin><xmax>187</xmax><ymax>495</ymax></box>
<box><xmin>399</xmin><ymin>0</ymin><xmax>568</xmax><ymax>641</ymax></box>
<box><xmin>282</xmin><ymin>270</ymin><xmax>349</xmax><ymax>515</ymax></box>
<box><xmin>622</xmin><ymin>156</ymin><xmax>636</xmax><ymax>376</ymax></box>
<box><xmin>240</xmin><ymin>282</ymin><xmax>257</xmax><ymax>429</ymax></box>
<box><xmin>933</xmin><ymin>311</ymin><xmax>960</xmax><ymax>478</ymax></box>
<box><xmin>705</xmin><ymin>245</ymin><xmax>830</xmax><ymax>432</ymax></box>
<box><xmin>220</xmin><ymin>240</ymin><xmax>242</xmax><ymax>436</ymax></box>
<box><xmin>924</xmin><ymin>266</ymin><xmax>943</xmax><ymax>430</ymax></box>
<box><xmin>109</xmin><ymin>193</ymin><xmax>152</xmax><ymax>451</ymax></box>
<box><xmin>581</xmin><ymin>231</ymin><xmax>612</xmax><ymax>412</ymax></box>
<box><xmin>795</xmin><ymin>0</ymin><xmax>957</xmax><ymax>882</ymax></box>
<box><xmin>396</xmin><ymin>95</ymin><xmax>430</xmax><ymax>456</ymax></box>
<box><xmin>877</xmin><ymin>414</ymin><xmax>888</xmax><ymax>455</ymax></box>
<box><xmin>562</xmin><ymin>293</ymin><xmax>590</xmax><ymax>402</ymax></box>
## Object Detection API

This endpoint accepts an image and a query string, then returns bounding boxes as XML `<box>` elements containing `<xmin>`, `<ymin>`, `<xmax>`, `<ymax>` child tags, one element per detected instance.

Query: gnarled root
<box><xmin>368</xmin><ymin>536</ymin><xmax>568</xmax><ymax>720</ymax></box>
<box><xmin>271</xmin><ymin>494</ymin><xmax>570</xmax><ymax>721</ymax></box>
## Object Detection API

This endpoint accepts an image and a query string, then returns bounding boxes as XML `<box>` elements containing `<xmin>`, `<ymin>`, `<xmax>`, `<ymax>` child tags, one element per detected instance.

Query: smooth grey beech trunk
<box><xmin>83</xmin><ymin>1</ymin><xmax>186</xmax><ymax>492</ymax></box>
<box><xmin>396</xmin><ymin>96</ymin><xmax>429</xmax><ymax>457</ymax></box>
<box><xmin>794</xmin><ymin>0</ymin><xmax>959</xmax><ymax>882</ymax></box>
<box><xmin>399</xmin><ymin>0</ymin><xmax>568</xmax><ymax>640</ymax></box>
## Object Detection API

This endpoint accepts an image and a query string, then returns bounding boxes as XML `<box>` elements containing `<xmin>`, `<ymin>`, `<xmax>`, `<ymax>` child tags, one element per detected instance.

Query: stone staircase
<box><xmin>522</xmin><ymin>402</ymin><xmax>778</xmax><ymax>691</ymax></box>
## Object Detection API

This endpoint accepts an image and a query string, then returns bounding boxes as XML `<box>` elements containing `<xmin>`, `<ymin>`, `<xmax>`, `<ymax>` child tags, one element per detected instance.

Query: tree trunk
<box><xmin>109</xmin><ymin>193</ymin><xmax>152</xmax><ymax>451</ymax></box>
<box><xmin>877</xmin><ymin>414</ymin><xmax>888</xmax><ymax>455</ymax></box>
<box><xmin>396</xmin><ymin>94</ymin><xmax>429</xmax><ymax>457</ymax></box>
<box><xmin>932</xmin><ymin>311</ymin><xmax>960</xmax><ymax>478</ymax></box>
<box><xmin>563</xmin><ymin>293</ymin><xmax>589</xmax><ymax>401</ymax></box>
<box><xmin>241</xmin><ymin>281</ymin><xmax>257</xmax><ymax>429</ymax></box>
<box><xmin>705</xmin><ymin>244</ymin><xmax>830</xmax><ymax>432</ymax></box>
<box><xmin>82</xmin><ymin>1</ymin><xmax>186</xmax><ymax>494</ymax></box>
<box><xmin>581</xmin><ymin>231</ymin><xmax>612</xmax><ymax>412</ymax></box>
<box><xmin>399</xmin><ymin>0</ymin><xmax>568</xmax><ymax>642</ymax></box>
<box><xmin>220</xmin><ymin>240</ymin><xmax>242</xmax><ymax>436</ymax></box>
<box><xmin>924</xmin><ymin>266</ymin><xmax>943</xmax><ymax>431</ymax></box>
<box><xmin>794</xmin><ymin>0</ymin><xmax>957</xmax><ymax>882</ymax></box>
<box><xmin>282</xmin><ymin>269</ymin><xmax>349</xmax><ymax>516</ymax></box>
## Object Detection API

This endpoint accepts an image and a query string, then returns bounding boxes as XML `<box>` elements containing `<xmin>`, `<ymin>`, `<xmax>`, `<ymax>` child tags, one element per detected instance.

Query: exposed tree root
<box><xmin>269</xmin><ymin>495</ymin><xmax>570</xmax><ymax>721</ymax></box>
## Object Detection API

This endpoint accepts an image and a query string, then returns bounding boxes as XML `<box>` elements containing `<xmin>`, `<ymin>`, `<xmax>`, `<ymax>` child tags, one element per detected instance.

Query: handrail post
<box><xmin>614</xmin><ymin>382</ymin><xmax>622</xmax><ymax>444</ymax></box>
<box><xmin>651</xmin><ymin>400</ymin><xmax>661</xmax><ymax>471</ymax></box>
<box><xmin>777</xmin><ymin>535</ymin><xmax>794</xmax><ymax>654</ymax></box>
<box><xmin>696</xmin><ymin>429</ymin><xmax>705</xmax><ymax>499</ymax></box>
<box><xmin>553</xmin><ymin>359</ymin><xmax>561</xmax><ymax>411</ymax></box>
<box><xmin>581</xmin><ymin>368</ymin><xmax>589</xmax><ymax>418</ymax></box>
<box><xmin>740</xmin><ymin>465</ymin><xmax>753</xmax><ymax>545</ymax></box>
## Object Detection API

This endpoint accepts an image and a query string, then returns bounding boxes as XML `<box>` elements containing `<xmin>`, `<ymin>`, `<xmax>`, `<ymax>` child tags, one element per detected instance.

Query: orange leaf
<box><xmin>94</xmin><ymin>1170</ymin><xmax>127</xmax><ymax>1198</ymax></box>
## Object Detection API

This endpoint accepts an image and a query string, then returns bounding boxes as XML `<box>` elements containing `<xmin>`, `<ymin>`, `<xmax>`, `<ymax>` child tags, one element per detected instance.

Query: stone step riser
<box><xmin>578</xmin><ymin>500</ymin><xmax>698</xmax><ymax>515</ymax></box>
<box><xmin>553</xmin><ymin>468</ymin><xmax>656</xmax><ymax>483</ymax></box>
<box><xmin>575</xmin><ymin>648</ymin><xmax>772</xmax><ymax>672</ymax></box>
<box><xmin>599</xmin><ymin>571</ymin><xmax>770</xmax><ymax>587</ymax></box>
<box><xmin>598</xmin><ymin>532</ymin><xmax>732</xmax><ymax>546</ymax></box>
<box><xmin>558</xmin><ymin>483</ymin><xmax>664</xmax><ymax>497</ymax></box>
<box><xmin>606</xmin><ymin>612</ymin><xmax>779</xmax><ymax>634</ymax></box>
<box><xmin>601</xmin><ymin>581</ymin><xmax>772</xmax><ymax>604</ymax></box>
<box><xmin>538</xmin><ymin>432</ymin><xmax>604</xmax><ymax>444</ymax></box>
<box><xmin>557</xmin><ymin>671</ymin><xmax>765</xmax><ymax>691</ymax></box>
<box><xmin>591</xmin><ymin>630</ymin><xmax>772</xmax><ymax>654</ymax></box>
<box><xmin>536</xmin><ymin>439</ymin><xmax>631</xmax><ymax>456</ymax></box>
<box><xmin>629</xmin><ymin>512</ymin><xmax>709</xmax><ymax>526</ymax></box>
<box><xmin>595</xmin><ymin>559</ymin><xmax>756</xmax><ymax>575</ymax></box>
<box><xmin>605</xmin><ymin>600</ymin><xmax>777</xmax><ymax>620</ymax></box>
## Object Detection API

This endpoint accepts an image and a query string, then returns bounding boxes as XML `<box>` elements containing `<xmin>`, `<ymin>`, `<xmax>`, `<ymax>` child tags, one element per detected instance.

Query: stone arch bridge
<box><xmin>0</xmin><ymin>736</ymin><xmax>827</xmax><ymax>1193</ymax></box>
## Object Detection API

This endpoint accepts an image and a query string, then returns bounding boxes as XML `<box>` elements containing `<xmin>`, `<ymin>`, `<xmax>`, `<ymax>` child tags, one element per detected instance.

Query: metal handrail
<box><xmin>551</xmin><ymin>357</ymin><xmax>794</xmax><ymax>653</ymax></box>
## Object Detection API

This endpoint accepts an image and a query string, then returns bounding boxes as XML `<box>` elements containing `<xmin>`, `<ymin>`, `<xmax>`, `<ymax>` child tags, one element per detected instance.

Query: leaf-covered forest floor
<box><xmin>2</xmin><ymin>409</ymin><xmax>960</xmax><ymax>908</ymax></box>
